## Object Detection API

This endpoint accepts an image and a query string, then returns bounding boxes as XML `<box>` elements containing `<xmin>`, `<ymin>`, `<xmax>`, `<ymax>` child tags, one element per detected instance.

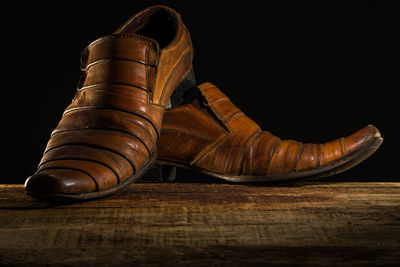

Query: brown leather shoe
<box><xmin>156</xmin><ymin>82</ymin><xmax>383</xmax><ymax>182</ymax></box>
<box><xmin>25</xmin><ymin>5</ymin><xmax>195</xmax><ymax>200</ymax></box>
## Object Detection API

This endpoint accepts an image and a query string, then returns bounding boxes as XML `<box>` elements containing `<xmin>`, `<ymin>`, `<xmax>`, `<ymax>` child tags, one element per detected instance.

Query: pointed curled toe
<box><xmin>25</xmin><ymin>5</ymin><xmax>194</xmax><ymax>200</ymax></box>
<box><xmin>156</xmin><ymin>83</ymin><xmax>383</xmax><ymax>182</ymax></box>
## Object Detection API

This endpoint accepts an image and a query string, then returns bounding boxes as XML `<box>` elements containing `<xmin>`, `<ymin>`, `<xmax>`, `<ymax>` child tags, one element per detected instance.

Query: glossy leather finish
<box><xmin>157</xmin><ymin>83</ymin><xmax>383</xmax><ymax>182</ymax></box>
<box><xmin>25</xmin><ymin>5</ymin><xmax>194</xmax><ymax>199</ymax></box>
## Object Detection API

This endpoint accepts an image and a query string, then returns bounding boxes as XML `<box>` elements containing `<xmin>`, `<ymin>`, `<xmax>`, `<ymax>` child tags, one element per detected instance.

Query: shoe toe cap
<box><xmin>344</xmin><ymin>125</ymin><xmax>382</xmax><ymax>154</ymax></box>
<box><xmin>25</xmin><ymin>169</ymin><xmax>97</xmax><ymax>196</ymax></box>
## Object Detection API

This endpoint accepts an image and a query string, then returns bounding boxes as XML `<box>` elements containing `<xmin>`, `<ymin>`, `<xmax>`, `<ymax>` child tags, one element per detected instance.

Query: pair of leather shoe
<box><xmin>25</xmin><ymin>6</ymin><xmax>383</xmax><ymax>201</ymax></box>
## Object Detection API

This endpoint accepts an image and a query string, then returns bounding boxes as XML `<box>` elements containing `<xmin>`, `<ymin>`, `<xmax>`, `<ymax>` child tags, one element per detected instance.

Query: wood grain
<box><xmin>0</xmin><ymin>182</ymin><xmax>399</xmax><ymax>266</ymax></box>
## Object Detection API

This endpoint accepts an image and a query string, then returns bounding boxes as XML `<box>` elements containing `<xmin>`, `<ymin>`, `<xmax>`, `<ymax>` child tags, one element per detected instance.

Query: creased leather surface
<box><xmin>25</xmin><ymin>5</ymin><xmax>193</xmax><ymax>195</ymax></box>
<box><xmin>158</xmin><ymin>83</ymin><xmax>381</xmax><ymax>177</ymax></box>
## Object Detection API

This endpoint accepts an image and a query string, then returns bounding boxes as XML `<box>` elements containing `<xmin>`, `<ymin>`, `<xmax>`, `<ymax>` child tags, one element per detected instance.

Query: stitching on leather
<box><xmin>150</xmin><ymin>102</ymin><xmax>167</xmax><ymax>108</ymax></box>
<box><xmin>318</xmin><ymin>143</ymin><xmax>322</xmax><ymax>167</ymax></box>
<box><xmin>81</xmin><ymin>34</ymin><xmax>157</xmax><ymax>71</ymax></box>
<box><xmin>341</xmin><ymin>137</ymin><xmax>347</xmax><ymax>155</ymax></box>
<box><xmin>190</xmin><ymin>135</ymin><xmax>229</xmax><ymax>165</ymax></box>
<box><xmin>223</xmin><ymin>111</ymin><xmax>244</xmax><ymax>124</ymax></box>
<box><xmin>62</xmin><ymin>107</ymin><xmax>160</xmax><ymax>138</ymax></box>
<box><xmin>161</xmin><ymin>128</ymin><xmax>216</xmax><ymax>143</ymax></box>
<box><xmin>43</xmin><ymin>143</ymin><xmax>137</xmax><ymax>175</ymax></box>
<box><xmin>158</xmin><ymin>46</ymin><xmax>192</xmax><ymax>104</ymax></box>
<box><xmin>50</xmin><ymin>128</ymin><xmax>152</xmax><ymax>158</ymax></box>
<box><xmin>264</xmin><ymin>138</ymin><xmax>281</xmax><ymax>175</ymax></box>
<box><xmin>86</xmin><ymin>34</ymin><xmax>156</xmax><ymax>51</ymax></box>
<box><xmin>191</xmin><ymin>95</ymin><xmax>230</xmax><ymax>133</ymax></box>
<box><xmin>238</xmin><ymin>129</ymin><xmax>262</xmax><ymax>175</ymax></box>
<box><xmin>145</xmin><ymin>44</ymin><xmax>152</xmax><ymax>94</ymax></box>
<box><xmin>245</xmin><ymin>130</ymin><xmax>265</xmax><ymax>174</ymax></box>
<box><xmin>61</xmin><ymin>108</ymin><xmax>157</xmax><ymax>143</ymax></box>
<box><xmin>154</xmin><ymin>61</ymin><xmax>193</xmax><ymax>108</ymax></box>
<box><xmin>211</xmin><ymin>96</ymin><xmax>229</xmax><ymax>105</ymax></box>
<box><xmin>78</xmin><ymin>82</ymin><xmax>148</xmax><ymax>92</ymax></box>
<box><xmin>198</xmin><ymin>91</ymin><xmax>234</xmax><ymax>133</ymax></box>
<box><xmin>84</xmin><ymin>59</ymin><xmax>156</xmax><ymax>71</ymax></box>
<box><xmin>198</xmin><ymin>83</ymin><xmax>215</xmax><ymax>95</ymax></box>
<box><xmin>294</xmin><ymin>143</ymin><xmax>305</xmax><ymax>171</ymax></box>
<box><xmin>38</xmin><ymin>158</ymin><xmax>121</xmax><ymax>185</ymax></box>
<box><xmin>207</xmin><ymin>102</ymin><xmax>231</xmax><ymax>133</ymax></box>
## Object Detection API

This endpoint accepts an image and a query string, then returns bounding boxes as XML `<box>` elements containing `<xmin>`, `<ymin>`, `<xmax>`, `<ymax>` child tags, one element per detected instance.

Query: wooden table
<box><xmin>0</xmin><ymin>182</ymin><xmax>399</xmax><ymax>266</ymax></box>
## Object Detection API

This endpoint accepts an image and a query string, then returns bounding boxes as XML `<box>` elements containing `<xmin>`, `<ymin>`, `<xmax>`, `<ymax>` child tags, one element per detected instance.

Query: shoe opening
<box><xmin>119</xmin><ymin>7</ymin><xmax>179</xmax><ymax>48</ymax></box>
<box><xmin>181</xmin><ymin>86</ymin><xmax>231</xmax><ymax>132</ymax></box>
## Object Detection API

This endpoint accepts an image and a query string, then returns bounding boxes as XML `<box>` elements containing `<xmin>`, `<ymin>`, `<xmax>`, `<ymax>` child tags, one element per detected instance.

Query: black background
<box><xmin>2</xmin><ymin>1</ymin><xmax>399</xmax><ymax>184</ymax></box>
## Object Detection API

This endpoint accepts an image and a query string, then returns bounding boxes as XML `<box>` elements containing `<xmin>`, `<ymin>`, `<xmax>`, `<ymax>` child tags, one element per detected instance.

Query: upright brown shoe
<box><xmin>156</xmin><ymin>83</ymin><xmax>383</xmax><ymax>182</ymax></box>
<box><xmin>25</xmin><ymin>5</ymin><xmax>195</xmax><ymax>200</ymax></box>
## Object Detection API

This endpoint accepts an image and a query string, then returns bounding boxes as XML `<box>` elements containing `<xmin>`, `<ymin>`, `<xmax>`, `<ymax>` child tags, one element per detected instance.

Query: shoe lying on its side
<box><xmin>25</xmin><ymin>5</ymin><xmax>195</xmax><ymax>200</ymax></box>
<box><xmin>156</xmin><ymin>82</ymin><xmax>383</xmax><ymax>182</ymax></box>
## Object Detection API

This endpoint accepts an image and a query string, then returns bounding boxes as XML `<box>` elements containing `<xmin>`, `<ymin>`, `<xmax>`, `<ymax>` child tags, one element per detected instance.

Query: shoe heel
<box><xmin>168</xmin><ymin>67</ymin><xmax>196</xmax><ymax>108</ymax></box>
<box><xmin>161</xmin><ymin>165</ymin><xmax>177</xmax><ymax>182</ymax></box>
<box><xmin>141</xmin><ymin>164</ymin><xmax>177</xmax><ymax>182</ymax></box>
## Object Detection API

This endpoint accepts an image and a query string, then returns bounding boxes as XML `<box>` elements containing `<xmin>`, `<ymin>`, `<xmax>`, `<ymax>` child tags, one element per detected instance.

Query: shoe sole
<box><xmin>156</xmin><ymin>136</ymin><xmax>383</xmax><ymax>183</ymax></box>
